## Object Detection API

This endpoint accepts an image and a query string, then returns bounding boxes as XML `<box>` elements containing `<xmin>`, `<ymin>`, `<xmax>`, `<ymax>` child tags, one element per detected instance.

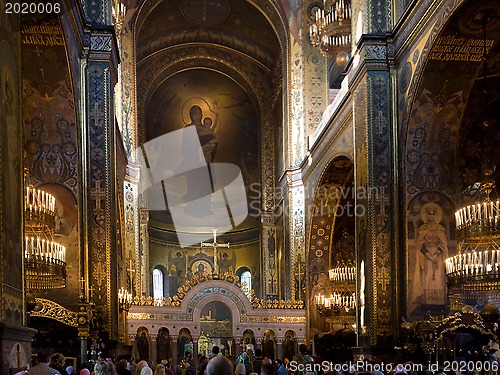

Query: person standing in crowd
<box><xmin>261</xmin><ymin>364</ymin><xmax>276</xmax><ymax>375</ymax></box>
<box><xmin>28</xmin><ymin>350</ymin><xmax>61</xmax><ymax>375</ymax></box>
<box><xmin>154</xmin><ymin>364</ymin><xmax>166</xmax><ymax>375</ymax></box>
<box><xmin>50</xmin><ymin>353</ymin><xmax>68</xmax><ymax>375</ymax></box>
<box><xmin>252</xmin><ymin>349</ymin><xmax>264</xmax><ymax>375</ymax></box>
<box><xmin>206</xmin><ymin>356</ymin><xmax>233</xmax><ymax>375</ymax></box>
<box><xmin>94</xmin><ymin>361</ymin><xmax>110</xmax><ymax>375</ymax></box>
<box><xmin>117</xmin><ymin>359</ymin><xmax>132</xmax><ymax>375</ymax></box>
<box><xmin>236</xmin><ymin>345</ymin><xmax>255</xmax><ymax>375</ymax></box>
<box><xmin>209</xmin><ymin>346</ymin><xmax>220</xmax><ymax>360</ymax></box>
<box><xmin>198</xmin><ymin>356</ymin><xmax>208</xmax><ymax>375</ymax></box>
<box><xmin>235</xmin><ymin>363</ymin><xmax>246</xmax><ymax>375</ymax></box>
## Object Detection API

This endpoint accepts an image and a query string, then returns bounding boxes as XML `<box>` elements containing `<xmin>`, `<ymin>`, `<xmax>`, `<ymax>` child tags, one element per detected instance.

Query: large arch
<box><xmin>401</xmin><ymin>0</ymin><xmax>500</xmax><ymax>319</ymax></box>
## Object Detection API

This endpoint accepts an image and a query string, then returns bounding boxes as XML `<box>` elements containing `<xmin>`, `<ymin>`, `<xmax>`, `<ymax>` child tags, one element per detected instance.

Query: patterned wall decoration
<box><xmin>0</xmin><ymin>16</ymin><xmax>23</xmax><ymax>325</ymax></box>
<box><xmin>366</xmin><ymin>70</ymin><xmax>394</xmax><ymax>346</ymax></box>
<box><xmin>116</xmin><ymin>26</ymin><xmax>136</xmax><ymax>156</ymax></box>
<box><xmin>403</xmin><ymin>0</ymin><xmax>500</xmax><ymax>320</ymax></box>
<box><xmin>86</xmin><ymin>41</ymin><xmax>118</xmax><ymax>336</ymax></box>
<box><xmin>306</xmin><ymin>157</ymin><xmax>353</xmax><ymax>336</ymax></box>
<box><xmin>21</xmin><ymin>14</ymin><xmax>80</xmax><ymax>309</ymax></box>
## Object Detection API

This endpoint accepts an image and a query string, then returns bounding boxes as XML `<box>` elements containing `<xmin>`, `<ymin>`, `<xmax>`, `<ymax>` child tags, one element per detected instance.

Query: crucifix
<box><xmin>126</xmin><ymin>258</ymin><xmax>136</xmax><ymax>294</ymax></box>
<box><xmin>378</xmin><ymin>266</ymin><xmax>390</xmax><ymax>292</ymax></box>
<box><xmin>294</xmin><ymin>255</ymin><xmax>305</xmax><ymax>300</ymax></box>
<box><xmin>91</xmin><ymin>180</ymin><xmax>106</xmax><ymax>211</ymax></box>
<box><xmin>200</xmin><ymin>229</ymin><xmax>229</xmax><ymax>274</ymax></box>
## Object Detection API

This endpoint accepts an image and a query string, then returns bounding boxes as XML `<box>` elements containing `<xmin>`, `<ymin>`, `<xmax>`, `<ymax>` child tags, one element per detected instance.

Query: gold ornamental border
<box><xmin>30</xmin><ymin>298</ymin><xmax>78</xmax><ymax>327</ymax></box>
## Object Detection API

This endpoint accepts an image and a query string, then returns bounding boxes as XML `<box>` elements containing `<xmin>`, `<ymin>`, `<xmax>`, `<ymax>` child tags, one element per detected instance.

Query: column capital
<box><xmin>192</xmin><ymin>337</ymin><xmax>199</xmax><ymax>343</ymax></box>
<box><xmin>150</xmin><ymin>334</ymin><xmax>157</xmax><ymax>341</ymax></box>
<box><xmin>171</xmin><ymin>335</ymin><xmax>179</xmax><ymax>342</ymax></box>
<box><xmin>255</xmin><ymin>337</ymin><xmax>263</xmax><ymax>344</ymax></box>
<box><xmin>275</xmin><ymin>337</ymin><xmax>285</xmax><ymax>344</ymax></box>
<box><xmin>128</xmin><ymin>334</ymin><xmax>136</xmax><ymax>342</ymax></box>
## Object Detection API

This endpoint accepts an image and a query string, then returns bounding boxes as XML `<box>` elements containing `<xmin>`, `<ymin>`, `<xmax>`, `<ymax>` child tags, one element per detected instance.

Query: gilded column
<box><xmin>139</xmin><ymin>209</ymin><xmax>150</xmax><ymax>296</ymax></box>
<box><xmin>81</xmin><ymin>26</ymin><xmax>119</xmax><ymax>339</ymax></box>
<box><xmin>352</xmin><ymin>39</ymin><xmax>397</xmax><ymax>348</ymax></box>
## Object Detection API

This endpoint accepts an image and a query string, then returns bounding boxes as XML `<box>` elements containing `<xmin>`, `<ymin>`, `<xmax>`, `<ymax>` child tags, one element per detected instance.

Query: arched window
<box><xmin>241</xmin><ymin>271</ymin><xmax>252</xmax><ymax>299</ymax></box>
<box><xmin>153</xmin><ymin>268</ymin><xmax>163</xmax><ymax>299</ymax></box>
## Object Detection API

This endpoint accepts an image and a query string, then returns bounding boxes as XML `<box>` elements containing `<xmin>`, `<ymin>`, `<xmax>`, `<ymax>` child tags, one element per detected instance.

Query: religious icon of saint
<box><xmin>412</xmin><ymin>202</ymin><xmax>449</xmax><ymax>305</ymax></box>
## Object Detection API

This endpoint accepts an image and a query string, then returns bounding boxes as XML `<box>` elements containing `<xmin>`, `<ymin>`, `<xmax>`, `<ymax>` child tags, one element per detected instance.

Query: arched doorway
<box><xmin>199</xmin><ymin>301</ymin><xmax>233</xmax><ymax>357</ymax></box>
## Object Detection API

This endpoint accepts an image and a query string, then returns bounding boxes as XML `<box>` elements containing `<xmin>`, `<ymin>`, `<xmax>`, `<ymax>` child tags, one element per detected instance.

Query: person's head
<box><xmin>51</xmin><ymin>353</ymin><xmax>65</xmax><ymax>368</ymax></box>
<box><xmin>299</xmin><ymin>344</ymin><xmax>307</xmax><ymax>354</ymax></box>
<box><xmin>136</xmin><ymin>360</ymin><xmax>149</xmax><ymax>374</ymax></box>
<box><xmin>36</xmin><ymin>349</ymin><xmax>51</xmax><ymax>364</ymax></box>
<box><xmin>203</xmin><ymin>117</ymin><xmax>212</xmax><ymax>128</ymax></box>
<box><xmin>255</xmin><ymin>348</ymin><xmax>262</xmax><ymax>357</ymax></box>
<box><xmin>246</xmin><ymin>344</ymin><xmax>254</xmax><ymax>356</ymax></box>
<box><xmin>94</xmin><ymin>361</ymin><xmax>109</xmax><ymax>375</ymax></box>
<box><xmin>189</xmin><ymin>106</ymin><xmax>202</xmax><ymax>123</ymax></box>
<box><xmin>185</xmin><ymin>351</ymin><xmax>192</xmax><ymax>358</ymax></box>
<box><xmin>207</xmin><ymin>356</ymin><xmax>233</xmax><ymax>375</ymax></box>
<box><xmin>261</xmin><ymin>364</ymin><xmax>276</xmax><ymax>375</ymax></box>
<box><xmin>200</xmin><ymin>356</ymin><xmax>208</xmax><ymax>364</ymax></box>
<box><xmin>212</xmin><ymin>346</ymin><xmax>220</xmax><ymax>355</ymax></box>
<box><xmin>155</xmin><ymin>364</ymin><xmax>166</xmax><ymax>375</ymax></box>
<box><xmin>235</xmin><ymin>363</ymin><xmax>246</xmax><ymax>375</ymax></box>
<box><xmin>262</xmin><ymin>358</ymin><xmax>272</xmax><ymax>365</ymax></box>
<box><xmin>118</xmin><ymin>360</ymin><xmax>128</xmax><ymax>369</ymax></box>
<box><xmin>275</xmin><ymin>359</ymin><xmax>282</xmax><ymax>366</ymax></box>
<box><xmin>141</xmin><ymin>366</ymin><xmax>154</xmax><ymax>375</ymax></box>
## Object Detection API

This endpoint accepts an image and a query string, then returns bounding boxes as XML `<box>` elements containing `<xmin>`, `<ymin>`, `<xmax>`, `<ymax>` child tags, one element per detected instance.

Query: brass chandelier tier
<box><xmin>316</xmin><ymin>230</ymin><xmax>357</xmax><ymax>323</ymax></box>
<box><xmin>25</xmin><ymin>186</ymin><xmax>67</xmax><ymax>290</ymax></box>
<box><xmin>445</xmin><ymin>164</ymin><xmax>500</xmax><ymax>298</ymax></box>
<box><xmin>309</xmin><ymin>0</ymin><xmax>352</xmax><ymax>56</ymax></box>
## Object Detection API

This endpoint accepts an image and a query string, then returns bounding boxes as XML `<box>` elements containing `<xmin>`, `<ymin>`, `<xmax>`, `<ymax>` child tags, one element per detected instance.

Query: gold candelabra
<box><xmin>118</xmin><ymin>287</ymin><xmax>132</xmax><ymax>311</ymax></box>
<box><xmin>24</xmin><ymin>185</ymin><xmax>67</xmax><ymax>291</ymax></box>
<box><xmin>446</xmin><ymin>163</ymin><xmax>500</xmax><ymax>298</ymax></box>
<box><xmin>309</xmin><ymin>0</ymin><xmax>352</xmax><ymax>57</ymax></box>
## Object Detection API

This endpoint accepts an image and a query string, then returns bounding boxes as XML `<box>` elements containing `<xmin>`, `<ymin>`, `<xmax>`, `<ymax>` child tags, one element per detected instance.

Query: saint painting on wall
<box><xmin>407</xmin><ymin>193</ymin><xmax>456</xmax><ymax>318</ymax></box>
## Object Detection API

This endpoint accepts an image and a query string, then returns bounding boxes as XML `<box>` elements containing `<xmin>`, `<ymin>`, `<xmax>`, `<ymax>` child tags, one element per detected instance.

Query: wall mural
<box><xmin>407</xmin><ymin>192</ymin><xmax>456</xmax><ymax>318</ymax></box>
<box><xmin>0</xmin><ymin>31</ymin><xmax>23</xmax><ymax>325</ymax></box>
<box><xmin>21</xmin><ymin>14</ymin><xmax>80</xmax><ymax>309</ymax></box>
<box><xmin>405</xmin><ymin>0</ymin><xmax>500</xmax><ymax>319</ymax></box>
<box><xmin>145</xmin><ymin>68</ymin><xmax>259</xmax><ymax>230</ymax></box>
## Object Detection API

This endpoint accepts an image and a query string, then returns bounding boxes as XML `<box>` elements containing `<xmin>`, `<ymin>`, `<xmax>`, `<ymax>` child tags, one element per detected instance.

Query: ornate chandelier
<box><xmin>309</xmin><ymin>0</ymin><xmax>352</xmax><ymax>57</ymax></box>
<box><xmin>315</xmin><ymin>229</ymin><xmax>357</xmax><ymax>323</ymax></box>
<box><xmin>445</xmin><ymin>163</ymin><xmax>500</xmax><ymax>298</ymax></box>
<box><xmin>25</xmin><ymin>185</ymin><xmax>67</xmax><ymax>290</ymax></box>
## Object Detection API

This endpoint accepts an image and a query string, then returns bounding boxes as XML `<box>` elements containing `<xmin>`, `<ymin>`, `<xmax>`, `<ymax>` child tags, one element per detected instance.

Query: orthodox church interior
<box><xmin>1</xmin><ymin>0</ymin><xmax>500</xmax><ymax>372</ymax></box>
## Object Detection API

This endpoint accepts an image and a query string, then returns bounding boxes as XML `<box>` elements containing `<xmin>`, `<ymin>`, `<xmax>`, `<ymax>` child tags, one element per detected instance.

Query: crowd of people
<box><xmin>14</xmin><ymin>343</ymin><xmax>458</xmax><ymax>375</ymax></box>
<box><xmin>14</xmin><ymin>344</ymin><xmax>308</xmax><ymax>375</ymax></box>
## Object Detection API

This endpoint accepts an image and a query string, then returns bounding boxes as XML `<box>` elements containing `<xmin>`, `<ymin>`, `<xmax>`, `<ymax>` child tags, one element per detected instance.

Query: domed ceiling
<box><xmin>135</xmin><ymin>0</ymin><xmax>280</xmax><ymax>69</ymax></box>
<box><xmin>135</xmin><ymin>0</ymin><xmax>282</xmax><ymax>238</ymax></box>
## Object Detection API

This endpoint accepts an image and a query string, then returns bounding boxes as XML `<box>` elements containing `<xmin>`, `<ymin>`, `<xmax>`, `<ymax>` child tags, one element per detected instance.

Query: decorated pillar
<box><xmin>150</xmin><ymin>334</ymin><xmax>158</xmax><ymax>365</ymax></box>
<box><xmin>288</xmin><ymin>171</ymin><xmax>306</xmax><ymax>301</ymax></box>
<box><xmin>81</xmin><ymin>25</ymin><xmax>120</xmax><ymax>339</ymax></box>
<box><xmin>276</xmin><ymin>338</ymin><xmax>284</xmax><ymax>361</ymax></box>
<box><xmin>351</xmin><ymin>39</ymin><xmax>398</xmax><ymax>349</ymax></box>
<box><xmin>171</xmin><ymin>335</ymin><xmax>178</xmax><ymax>367</ymax></box>
<box><xmin>128</xmin><ymin>335</ymin><xmax>136</xmax><ymax>359</ymax></box>
<box><xmin>139</xmin><ymin>209</ymin><xmax>150</xmax><ymax>296</ymax></box>
<box><xmin>192</xmin><ymin>337</ymin><xmax>198</xmax><ymax>368</ymax></box>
